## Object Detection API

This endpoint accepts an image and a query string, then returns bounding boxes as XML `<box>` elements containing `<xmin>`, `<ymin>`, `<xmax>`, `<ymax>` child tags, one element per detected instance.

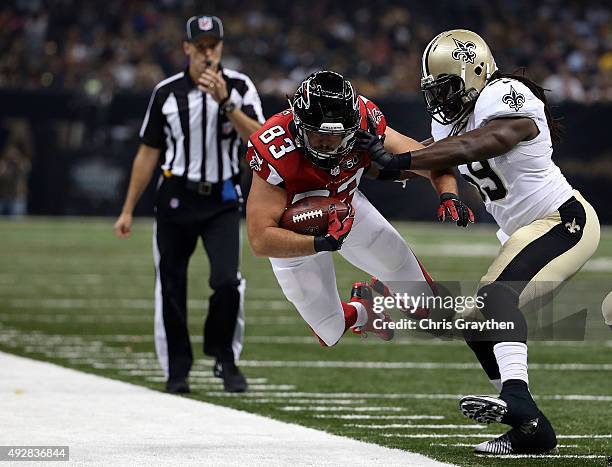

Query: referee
<box><xmin>114</xmin><ymin>15</ymin><xmax>264</xmax><ymax>394</ymax></box>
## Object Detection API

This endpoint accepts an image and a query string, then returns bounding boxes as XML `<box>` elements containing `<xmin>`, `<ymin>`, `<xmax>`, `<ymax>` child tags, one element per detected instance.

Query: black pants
<box><xmin>153</xmin><ymin>177</ymin><xmax>244</xmax><ymax>382</ymax></box>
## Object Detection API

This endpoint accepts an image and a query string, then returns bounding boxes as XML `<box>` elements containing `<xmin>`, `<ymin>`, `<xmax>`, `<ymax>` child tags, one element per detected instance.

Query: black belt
<box><xmin>184</xmin><ymin>179</ymin><xmax>220</xmax><ymax>196</ymax></box>
<box><xmin>163</xmin><ymin>172</ymin><xmax>221</xmax><ymax>196</ymax></box>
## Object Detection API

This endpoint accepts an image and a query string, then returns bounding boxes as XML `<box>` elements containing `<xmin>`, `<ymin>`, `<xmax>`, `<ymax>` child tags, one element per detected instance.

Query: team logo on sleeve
<box><xmin>249</xmin><ymin>153</ymin><xmax>264</xmax><ymax>171</ymax></box>
<box><xmin>451</xmin><ymin>38</ymin><xmax>476</xmax><ymax>63</ymax></box>
<box><xmin>502</xmin><ymin>85</ymin><xmax>525</xmax><ymax>112</ymax></box>
<box><xmin>367</xmin><ymin>108</ymin><xmax>384</xmax><ymax>126</ymax></box>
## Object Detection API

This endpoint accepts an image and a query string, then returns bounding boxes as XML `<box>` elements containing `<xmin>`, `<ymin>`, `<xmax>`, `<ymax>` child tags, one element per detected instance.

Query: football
<box><xmin>279</xmin><ymin>196</ymin><xmax>350</xmax><ymax>236</ymax></box>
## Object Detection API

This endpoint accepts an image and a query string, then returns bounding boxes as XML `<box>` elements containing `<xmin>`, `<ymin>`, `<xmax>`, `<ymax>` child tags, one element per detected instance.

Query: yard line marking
<box><xmin>345</xmin><ymin>424</ymin><xmax>485</xmax><ymax>430</ymax></box>
<box><xmin>202</xmin><ymin>391</ymin><xmax>612</xmax><ymax>402</ymax></box>
<box><xmin>229</xmin><ymin>360</ymin><xmax>612</xmax><ymax>371</ymax></box>
<box><xmin>124</xmin><ymin>369</ymin><xmax>268</xmax><ymax>382</ymax></box>
<box><xmin>383</xmin><ymin>434</ymin><xmax>612</xmax><ymax>439</ymax></box>
<box><xmin>429</xmin><ymin>443</ymin><xmax>580</xmax><ymax>448</ymax></box>
<box><xmin>3</xmin><ymin>298</ymin><xmax>293</xmax><ymax>311</ymax></box>
<box><xmin>77</xmin><ymin>334</ymin><xmax>612</xmax><ymax>348</ymax></box>
<box><xmin>142</xmin><ymin>376</ymin><xmax>273</xmax><ymax>385</ymax></box>
<box><xmin>0</xmin><ymin>314</ymin><xmax>299</xmax><ymax>325</ymax></box>
<box><xmin>583</xmin><ymin>257</ymin><xmax>612</xmax><ymax>272</ymax></box>
<box><xmin>281</xmin><ymin>406</ymin><xmax>408</xmax><ymax>412</ymax></box>
<box><xmin>490</xmin><ymin>455</ymin><xmax>607</xmax><ymax>459</ymax></box>
<box><xmin>192</xmin><ymin>384</ymin><xmax>297</xmax><ymax>391</ymax></box>
<box><xmin>251</xmin><ymin>399</ymin><xmax>367</xmax><ymax>405</ymax></box>
<box><xmin>316</xmin><ymin>415</ymin><xmax>445</xmax><ymax>420</ymax></box>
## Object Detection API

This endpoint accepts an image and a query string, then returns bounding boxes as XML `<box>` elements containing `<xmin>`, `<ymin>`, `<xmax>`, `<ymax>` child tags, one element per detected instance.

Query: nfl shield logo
<box><xmin>222</xmin><ymin>121</ymin><xmax>233</xmax><ymax>135</ymax></box>
<box><xmin>198</xmin><ymin>17</ymin><xmax>213</xmax><ymax>31</ymax></box>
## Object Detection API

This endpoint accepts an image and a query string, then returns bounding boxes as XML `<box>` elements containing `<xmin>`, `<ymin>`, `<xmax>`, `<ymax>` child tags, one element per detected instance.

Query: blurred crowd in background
<box><xmin>1</xmin><ymin>0</ymin><xmax>611</xmax><ymax>101</ymax></box>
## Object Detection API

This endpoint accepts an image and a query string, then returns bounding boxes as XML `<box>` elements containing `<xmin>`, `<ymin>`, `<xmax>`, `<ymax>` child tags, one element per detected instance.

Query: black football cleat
<box><xmin>213</xmin><ymin>360</ymin><xmax>248</xmax><ymax>393</ymax></box>
<box><xmin>474</xmin><ymin>414</ymin><xmax>557</xmax><ymax>455</ymax></box>
<box><xmin>460</xmin><ymin>380</ymin><xmax>541</xmax><ymax>426</ymax></box>
<box><xmin>460</xmin><ymin>395</ymin><xmax>508</xmax><ymax>424</ymax></box>
<box><xmin>165</xmin><ymin>378</ymin><xmax>190</xmax><ymax>394</ymax></box>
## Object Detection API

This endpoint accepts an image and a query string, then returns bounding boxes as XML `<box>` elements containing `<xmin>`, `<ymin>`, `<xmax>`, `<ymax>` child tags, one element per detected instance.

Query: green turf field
<box><xmin>0</xmin><ymin>217</ymin><xmax>610</xmax><ymax>466</ymax></box>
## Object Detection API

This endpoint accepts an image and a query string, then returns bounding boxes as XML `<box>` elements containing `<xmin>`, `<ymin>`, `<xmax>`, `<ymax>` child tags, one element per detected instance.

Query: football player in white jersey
<box><xmin>357</xmin><ymin>29</ymin><xmax>600</xmax><ymax>455</ymax></box>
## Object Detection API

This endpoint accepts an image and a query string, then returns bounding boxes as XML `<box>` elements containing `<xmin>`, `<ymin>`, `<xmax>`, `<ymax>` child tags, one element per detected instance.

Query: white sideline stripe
<box><xmin>345</xmin><ymin>424</ymin><xmax>485</xmax><ymax>430</ymax></box>
<box><xmin>281</xmin><ymin>406</ymin><xmax>408</xmax><ymax>412</ymax></box>
<box><xmin>317</xmin><ymin>415</ymin><xmax>445</xmax><ymax>420</ymax></box>
<box><xmin>383</xmin><ymin>434</ymin><xmax>612</xmax><ymax>439</ymax></box>
<box><xmin>203</xmin><ymin>391</ymin><xmax>612</xmax><ymax>402</ymax></box>
<box><xmin>0</xmin><ymin>352</ymin><xmax>453</xmax><ymax>467</ymax></box>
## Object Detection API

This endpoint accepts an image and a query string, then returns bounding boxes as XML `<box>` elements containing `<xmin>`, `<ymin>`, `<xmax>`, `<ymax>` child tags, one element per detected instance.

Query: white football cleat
<box><xmin>474</xmin><ymin>432</ymin><xmax>514</xmax><ymax>454</ymax></box>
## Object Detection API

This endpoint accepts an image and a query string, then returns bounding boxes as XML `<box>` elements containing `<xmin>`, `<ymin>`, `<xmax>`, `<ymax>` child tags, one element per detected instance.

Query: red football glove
<box><xmin>437</xmin><ymin>193</ymin><xmax>475</xmax><ymax>227</ymax></box>
<box><xmin>314</xmin><ymin>204</ymin><xmax>355</xmax><ymax>252</ymax></box>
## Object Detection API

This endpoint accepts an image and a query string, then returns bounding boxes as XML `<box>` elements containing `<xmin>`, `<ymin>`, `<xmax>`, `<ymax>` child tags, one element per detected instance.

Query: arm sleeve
<box><xmin>240</xmin><ymin>76</ymin><xmax>266</xmax><ymax>124</ymax></box>
<box><xmin>139</xmin><ymin>87</ymin><xmax>165</xmax><ymax>149</ymax></box>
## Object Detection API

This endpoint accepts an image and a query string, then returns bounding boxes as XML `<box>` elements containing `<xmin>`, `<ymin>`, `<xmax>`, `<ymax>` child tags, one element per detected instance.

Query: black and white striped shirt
<box><xmin>139</xmin><ymin>67</ymin><xmax>264</xmax><ymax>183</ymax></box>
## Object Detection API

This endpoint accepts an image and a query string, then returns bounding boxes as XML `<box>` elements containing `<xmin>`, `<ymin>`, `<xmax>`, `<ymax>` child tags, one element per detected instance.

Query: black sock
<box><xmin>500</xmin><ymin>379</ymin><xmax>540</xmax><ymax>427</ymax></box>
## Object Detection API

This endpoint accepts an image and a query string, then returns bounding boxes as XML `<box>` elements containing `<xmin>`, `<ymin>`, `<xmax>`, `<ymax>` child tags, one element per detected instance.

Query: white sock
<box><xmin>493</xmin><ymin>342</ymin><xmax>529</xmax><ymax>385</ymax></box>
<box><xmin>489</xmin><ymin>378</ymin><xmax>503</xmax><ymax>392</ymax></box>
<box><xmin>350</xmin><ymin>302</ymin><xmax>368</xmax><ymax>328</ymax></box>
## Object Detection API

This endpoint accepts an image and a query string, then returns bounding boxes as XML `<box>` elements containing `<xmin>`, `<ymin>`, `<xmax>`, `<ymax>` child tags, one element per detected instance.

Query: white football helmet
<box><xmin>421</xmin><ymin>29</ymin><xmax>497</xmax><ymax>125</ymax></box>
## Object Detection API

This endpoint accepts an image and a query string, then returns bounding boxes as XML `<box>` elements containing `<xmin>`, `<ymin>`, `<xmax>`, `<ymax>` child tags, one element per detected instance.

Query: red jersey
<box><xmin>246</xmin><ymin>96</ymin><xmax>386</xmax><ymax>205</ymax></box>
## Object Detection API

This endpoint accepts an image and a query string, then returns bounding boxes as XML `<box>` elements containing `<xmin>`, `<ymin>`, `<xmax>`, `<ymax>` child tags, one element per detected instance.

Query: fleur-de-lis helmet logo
<box><xmin>451</xmin><ymin>38</ymin><xmax>477</xmax><ymax>64</ymax></box>
<box><xmin>502</xmin><ymin>85</ymin><xmax>526</xmax><ymax>112</ymax></box>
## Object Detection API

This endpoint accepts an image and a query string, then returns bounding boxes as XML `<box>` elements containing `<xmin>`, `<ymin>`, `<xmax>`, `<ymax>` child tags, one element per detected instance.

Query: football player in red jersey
<box><xmin>246</xmin><ymin>70</ymin><xmax>474</xmax><ymax>346</ymax></box>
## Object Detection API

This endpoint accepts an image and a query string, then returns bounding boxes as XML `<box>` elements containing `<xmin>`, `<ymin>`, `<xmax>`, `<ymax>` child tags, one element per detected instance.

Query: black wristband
<box><xmin>394</xmin><ymin>152</ymin><xmax>412</xmax><ymax>170</ymax></box>
<box><xmin>218</xmin><ymin>96</ymin><xmax>229</xmax><ymax>107</ymax></box>
<box><xmin>376</xmin><ymin>151</ymin><xmax>412</xmax><ymax>170</ymax></box>
<box><xmin>439</xmin><ymin>192</ymin><xmax>458</xmax><ymax>201</ymax></box>
<box><xmin>314</xmin><ymin>235</ymin><xmax>336</xmax><ymax>252</ymax></box>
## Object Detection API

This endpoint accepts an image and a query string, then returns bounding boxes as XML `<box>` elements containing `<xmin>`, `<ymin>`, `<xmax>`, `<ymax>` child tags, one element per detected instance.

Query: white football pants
<box><xmin>270</xmin><ymin>191</ymin><xmax>434</xmax><ymax>346</ymax></box>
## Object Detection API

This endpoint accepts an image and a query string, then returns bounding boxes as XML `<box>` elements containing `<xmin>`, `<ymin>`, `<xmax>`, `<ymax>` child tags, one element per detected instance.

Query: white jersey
<box><xmin>431</xmin><ymin>78</ymin><xmax>574</xmax><ymax>240</ymax></box>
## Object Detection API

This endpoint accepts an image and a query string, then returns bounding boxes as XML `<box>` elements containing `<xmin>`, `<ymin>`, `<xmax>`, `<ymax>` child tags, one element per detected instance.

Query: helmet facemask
<box><xmin>421</xmin><ymin>73</ymin><xmax>475</xmax><ymax>125</ymax></box>
<box><xmin>290</xmin><ymin>71</ymin><xmax>360</xmax><ymax>170</ymax></box>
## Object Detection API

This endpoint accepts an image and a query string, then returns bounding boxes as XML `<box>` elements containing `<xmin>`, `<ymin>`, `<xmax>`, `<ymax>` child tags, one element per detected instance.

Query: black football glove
<box><xmin>314</xmin><ymin>204</ymin><xmax>355</xmax><ymax>252</ymax></box>
<box><xmin>437</xmin><ymin>193</ymin><xmax>475</xmax><ymax>227</ymax></box>
<box><xmin>355</xmin><ymin>116</ymin><xmax>412</xmax><ymax>170</ymax></box>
